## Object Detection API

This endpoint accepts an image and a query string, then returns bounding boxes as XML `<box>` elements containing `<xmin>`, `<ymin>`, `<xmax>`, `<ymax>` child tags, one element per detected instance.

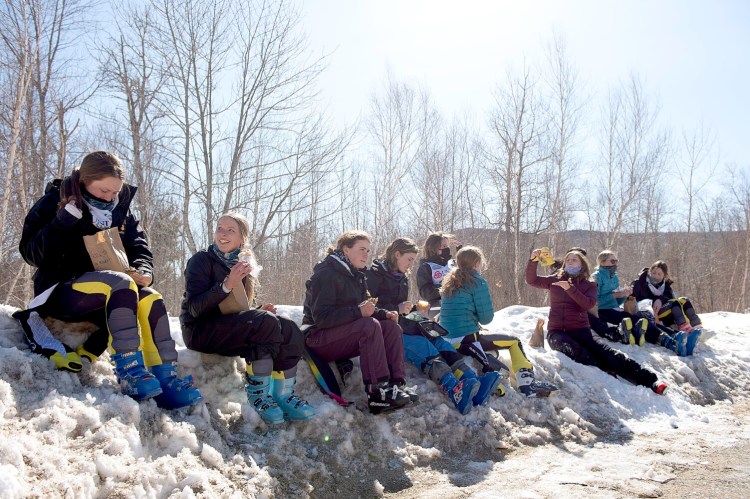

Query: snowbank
<box><xmin>1</xmin><ymin>303</ymin><xmax>749</xmax><ymax>498</ymax></box>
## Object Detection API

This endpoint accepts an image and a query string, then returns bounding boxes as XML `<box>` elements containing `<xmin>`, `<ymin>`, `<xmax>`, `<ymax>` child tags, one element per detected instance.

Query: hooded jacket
<box><xmin>526</xmin><ymin>259</ymin><xmax>597</xmax><ymax>331</ymax></box>
<box><xmin>302</xmin><ymin>254</ymin><xmax>389</xmax><ymax>330</ymax></box>
<box><xmin>364</xmin><ymin>259</ymin><xmax>409</xmax><ymax>312</ymax></box>
<box><xmin>19</xmin><ymin>179</ymin><xmax>151</xmax><ymax>295</ymax></box>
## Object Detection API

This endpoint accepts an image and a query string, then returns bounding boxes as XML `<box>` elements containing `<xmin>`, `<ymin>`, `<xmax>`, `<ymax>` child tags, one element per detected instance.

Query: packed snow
<box><xmin>1</xmin><ymin>303</ymin><xmax>749</xmax><ymax>498</ymax></box>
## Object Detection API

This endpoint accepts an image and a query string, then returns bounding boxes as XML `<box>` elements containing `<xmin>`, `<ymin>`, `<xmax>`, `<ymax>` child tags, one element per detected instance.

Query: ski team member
<box><xmin>303</xmin><ymin>231</ymin><xmax>412</xmax><ymax>414</ymax></box>
<box><xmin>416</xmin><ymin>232</ymin><xmax>459</xmax><ymax>311</ymax></box>
<box><xmin>18</xmin><ymin>150</ymin><xmax>202</xmax><ymax>409</ymax></box>
<box><xmin>181</xmin><ymin>212</ymin><xmax>314</xmax><ymax>424</ymax></box>
<box><xmin>630</xmin><ymin>260</ymin><xmax>702</xmax><ymax>356</ymax></box>
<box><xmin>367</xmin><ymin>238</ymin><xmax>502</xmax><ymax>414</ymax></box>
<box><xmin>526</xmin><ymin>248</ymin><xmax>667</xmax><ymax>394</ymax></box>
<box><xmin>440</xmin><ymin>246</ymin><xmax>558</xmax><ymax>397</ymax></box>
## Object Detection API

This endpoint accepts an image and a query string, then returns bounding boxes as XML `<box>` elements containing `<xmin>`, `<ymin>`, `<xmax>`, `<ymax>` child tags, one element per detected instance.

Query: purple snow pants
<box><xmin>305</xmin><ymin>317</ymin><xmax>406</xmax><ymax>386</ymax></box>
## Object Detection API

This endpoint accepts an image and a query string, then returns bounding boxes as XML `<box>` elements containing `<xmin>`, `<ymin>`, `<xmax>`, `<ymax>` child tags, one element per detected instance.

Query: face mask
<box><xmin>647</xmin><ymin>275</ymin><xmax>663</xmax><ymax>286</ymax></box>
<box><xmin>564</xmin><ymin>265</ymin><xmax>582</xmax><ymax>276</ymax></box>
<box><xmin>440</xmin><ymin>247</ymin><xmax>451</xmax><ymax>260</ymax></box>
<box><xmin>600</xmin><ymin>265</ymin><xmax>617</xmax><ymax>277</ymax></box>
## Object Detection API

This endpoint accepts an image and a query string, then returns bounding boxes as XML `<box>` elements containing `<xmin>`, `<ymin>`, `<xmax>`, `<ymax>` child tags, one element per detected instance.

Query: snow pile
<box><xmin>1</xmin><ymin>303</ymin><xmax>749</xmax><ymax>497</ymax></box>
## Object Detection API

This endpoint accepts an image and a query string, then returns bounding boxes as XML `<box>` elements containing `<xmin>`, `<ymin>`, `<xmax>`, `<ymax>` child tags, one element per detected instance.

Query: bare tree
<box><xmin>485</xmin><ymin>62</ymin><xmax>551</xmax><ymax>304</ymax></box>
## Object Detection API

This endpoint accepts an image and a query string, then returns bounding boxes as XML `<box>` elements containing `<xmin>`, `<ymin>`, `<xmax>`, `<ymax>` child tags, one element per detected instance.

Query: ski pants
<box><xmin>656</xmin><ymin>298</ymin><xmax>701</xmax><ymax>328</ymax></box>
<box><xmin>451</xmin><ymin>332</ymin><xmax>532</xmax><ymax>374</ymax></box>
<box><xmin>402</xmin><ymin>335</ymin><xmax>470</xmax><ymax>383</ymax></box>
<box><xmin>41</xmin><ymin>271</ymin><xmax>176</xmax><ymax>365</ymax></box>
<box><xmin>305</xmin><ymin>317</ymin><xmax>406</xmax><ymax>386</ymax></box>
<box><xmin>184</xmin><ymin>309</ymin><xmax>303</xmax><ymax>374</ymax></box>
<box><xmin>548</xmin><ymin>327</ymin><xmax>657</xmax><ymax>388</ymax></box>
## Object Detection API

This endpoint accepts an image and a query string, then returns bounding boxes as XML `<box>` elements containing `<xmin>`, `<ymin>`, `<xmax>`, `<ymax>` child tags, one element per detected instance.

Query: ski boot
<box><xmin>438</xmin><ymin>372</ymin><xmax>479</xmax><ymax>415</ymax></box>
<box><xmin>461</xmin><ymin>369</ymin><xmax>503</xmax><ymax>406</ymax></box>
<box><xmin>632</xmin><ymin>318</ymin><xmax>647</xmax><ymax>347</ymax></box>
<box><xmin>619</xmin><ymin>318</ymin><xmax>635</xmax><ymax>345</ymax></box>
<box><xmin>270</xmin><ymin>376</ymin><xmax>315</xmax><ymax>421</ymax></box>
<box><xmin>366</xmin><ymin>381</ymin><xmax>410</xmax><ymax>415</ymax></box>
<box><xmin>150</xmin><ymin>362</ymin><xmax>204</xmax><ymax>409</ymax></box>
<box><xmin>685</xmin><ymin>328</ymin><xmax>702</xmax><ymax>356</ymax></box>
<box><xmin>245</xmin><ymin>373</ymin><xmax>285</xmax><ymax>425</ymax></box>
<box><xmin>516</xmin><ymin>368</ymin><xmax>558</xmax><ymax>398</ymax></box>
<box><xmin>112</xmin><ymin>351</ymin><xmax>163</xmax><ymax>401</ymax></box>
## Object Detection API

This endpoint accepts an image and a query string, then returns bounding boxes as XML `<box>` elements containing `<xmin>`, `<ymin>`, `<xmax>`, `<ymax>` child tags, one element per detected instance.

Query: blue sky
<box><xmin>300</xmin><ymin>0</ymin><xmax>749</xmax><ymax>168</ymax></box>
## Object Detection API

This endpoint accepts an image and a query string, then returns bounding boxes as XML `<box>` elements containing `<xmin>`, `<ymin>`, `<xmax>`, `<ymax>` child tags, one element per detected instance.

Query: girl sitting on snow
<box><xmin>416</xmin><ymin>232</ymin><xmax>460</xmax><ymax>312</ymax></box>
<box><xmin>526</xmin><ymin>248</ymin><xmax>667</xmax><ymax>394</ymax></box>
<box><xmin>366</xmin><ymin>237</ymin><xmax>502</xmax><ymax>414</ymax></box>
<box><xmin>181</xmin><ymin>212</ymin><xmax>314</xmax><ymax>425</ymax></box>
<box><xmin>440</xmin><ymin>246</ymin><xmax>558</xmax><ymax>397</ymax></box>
<box><xmin>17</xmin><ymin>150</ymin><xmax>202</xmax><ymax>409</ymax></box>
<box><xmin>630</xmin><ymin>260</ymin><xmax>702</xmax><ymax>356</ymax></box>
<box><xmin>302</xmin><ymin>231</ymin><xmax>413</xmax><ymax>414</ymax></box>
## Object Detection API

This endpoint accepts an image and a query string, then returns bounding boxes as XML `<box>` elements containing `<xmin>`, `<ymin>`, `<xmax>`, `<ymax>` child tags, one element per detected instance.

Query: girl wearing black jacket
<box><xmin>18</xmin><ymin>151</ymin><xmax>202</xmax><ymax>409</ymax></box>
<box><xmin>303</xmin><ymin>231</ymin><xmax>411</xmax><ymax>414</ymax></box>
<box><xmin>416</xmin><ymin>232</ymin><xmax>460</xmax><ymax>311</ymax></box>
<box><xmin>631</xmin><ymin>261</ymin><xmax>702</xmax><ymax>356</ymax></box>
<box><xmin>181</xmin><ymin>212</ymin><xmax>314</xmax><ymax>425</ymax></box>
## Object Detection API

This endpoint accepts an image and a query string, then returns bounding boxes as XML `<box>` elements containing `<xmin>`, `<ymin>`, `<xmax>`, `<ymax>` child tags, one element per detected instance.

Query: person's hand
<box><xmin>449</xmin><ymin>239</ymin><xmax>461</xmax><ymax>248</ymax></box>
<box><xmin>359</xmin><ymin>300</ymin><xmax>375</xmax><ymax>317</ymax></box>
<box><xmin>225</xmin><ymin>261</ymin><xmax>250</xmax><ymax>290</ymax></box>
<box><xmin>385</xmin><ymin>311</ymin><xmax>398</xmax><ymax>321</ymax></box>
<box><xmin>129</xmin><ymin>272</ymin><xmax>152</xmax><ymax>287</ymax></box>
<box><xmin>530</xmin><ymin>248</ymin><xmax>542</xmax><ymax>260</ymax></box>
<box><xmin>260</xmin><ymin>303</ymin><xmax>277</xmax><ymax>314</ymax></box>
<box><xmin>551</xmin><ymin>280</ymin><xmax>571</xmax><ymax>290</ymax></box>
<box><xmin>398</xmin><ymin>301</ymin><xmax>413</xmax><ymax>315</ymax></box>
<box><xmin>613</xmin><ymin>286</ymin><xmax>632</xmax><ymax>298</ymax></box>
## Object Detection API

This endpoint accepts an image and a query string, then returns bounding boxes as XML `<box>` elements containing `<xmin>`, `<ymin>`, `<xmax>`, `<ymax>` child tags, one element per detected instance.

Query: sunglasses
<box><xmin>608</xmin><ymin>259</ymin><xmax>619</xmax><ymax>264</ymax></box>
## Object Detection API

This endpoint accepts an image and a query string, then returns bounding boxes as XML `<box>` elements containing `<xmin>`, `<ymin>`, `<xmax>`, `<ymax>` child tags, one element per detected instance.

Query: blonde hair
<box><xmin>597</xmin><ymin>250</ymin><xmax>617</xmax><ymax>266</ymax></box>
<box><xmin>441</xmin><ymin>246</ymin><xmax>485</xmax><ymax>297</ymax></box>
<box><xmin>217</xmin><ymin>212</ymin><xmax>256</xmax><ymax>304</ymax></box>
<box><xmin>218</xmin><ymin>212</ymin><xmax>251</xmax><ymax>247</ymax></box>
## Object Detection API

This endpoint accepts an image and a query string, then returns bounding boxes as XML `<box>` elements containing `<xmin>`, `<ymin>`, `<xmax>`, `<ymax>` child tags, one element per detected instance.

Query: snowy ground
<box><xmin>1</xmin><ymin>304</ymin><xmax>749</xmax><ymax>498</ymax></box>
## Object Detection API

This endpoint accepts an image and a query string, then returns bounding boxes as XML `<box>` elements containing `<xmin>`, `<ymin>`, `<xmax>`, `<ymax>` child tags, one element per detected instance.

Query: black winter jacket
<box><xmin>365</xmin><ymin>259</ymin><xmax>409</xmax><ymax>312</ymax></box>
<box><xmin>416</xmin><ymin>255</ymin><xmax>450</xmax><ymax>306</ymax></box>
<box><xmin>631</xmin><ymin>268</ymin><xmax>675</xmax><ymax>303</ymax></box>
<box><xmin>302</xmin><ymin>254</ymin><xmax>389</xmax><ymax>329</ymax></box>
<box><xmin>179</xmin><ymin>249</ymin><xmax>253</xmax><ymax>332</ymax></box>
<box><xmin>20</xmin><ymin>179</ymin><xmax>152</xmax><ymax>295</ymax></box>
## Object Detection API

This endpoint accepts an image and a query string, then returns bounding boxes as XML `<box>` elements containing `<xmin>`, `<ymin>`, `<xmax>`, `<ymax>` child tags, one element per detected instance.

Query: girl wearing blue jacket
<box><xmin>439</xmin><ymin>246</ymin><xmax>558</xmax><ymax>397</ymax></box>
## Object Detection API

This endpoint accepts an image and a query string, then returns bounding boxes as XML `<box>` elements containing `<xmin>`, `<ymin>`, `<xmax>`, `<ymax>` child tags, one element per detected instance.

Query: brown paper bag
<box><xmin>83</xmin><ymin>228</ymin><xmax>130</xmax><ymax>272</ymax></box>
<box><xmin>219</xmin><ymin>281</ymin><xmax>251</xmax><ymax>314</ymax></box>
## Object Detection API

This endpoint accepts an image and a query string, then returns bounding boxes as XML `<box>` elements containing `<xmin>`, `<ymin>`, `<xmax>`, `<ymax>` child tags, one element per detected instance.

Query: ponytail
<box><xmin>58</xmin><ymin>168</ymin><xmax>83</xmax><ymax>210</ymax></box>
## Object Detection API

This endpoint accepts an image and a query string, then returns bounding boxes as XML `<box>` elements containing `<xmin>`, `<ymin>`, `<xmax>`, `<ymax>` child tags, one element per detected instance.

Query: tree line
<box><xmin>2</xmin><ymin>0</ymin><xmax>748</xmax><ymax>317</ymax></box>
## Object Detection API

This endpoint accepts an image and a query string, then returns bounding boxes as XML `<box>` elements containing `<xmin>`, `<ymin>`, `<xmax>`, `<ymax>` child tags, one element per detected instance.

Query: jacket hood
<box><xmin>313</xmin><ymin>253</ymin><xmax>358</xmax><ymax>277</ymax></box>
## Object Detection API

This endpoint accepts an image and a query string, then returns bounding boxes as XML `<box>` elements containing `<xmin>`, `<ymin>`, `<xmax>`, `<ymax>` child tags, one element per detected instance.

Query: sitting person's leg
<box><xmin>269</xmin><ymin>317</ymin><xmax>314</xmax><ymax>421</ymax></box>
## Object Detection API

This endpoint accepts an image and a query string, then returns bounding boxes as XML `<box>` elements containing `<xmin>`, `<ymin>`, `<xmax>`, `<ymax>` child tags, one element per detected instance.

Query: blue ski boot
<box><xmin>112</xmin><ymin>351</ymin><xmax>162</xmax><ymax>401</ymax></box>
<box><xmin>659</xmin><ymin>331</ymin><xmax>687</xmax><ymax>356</ymax></box>
<box><xmin>439</xmin><ymin>372</ymin><xmax>479</xmax><ymax>415</ymax></box>
<box><xmin>150</xmin><ymin>362</ymin><xmax>203</xmax><ymax>409</ymax></box>
<box><xmin>270</xmin><ymin>376</ymin><xmax>315</xmax><ymax>421</ymax></box>
<box><xmin>685</xmin><ymin>328</ymin><xmax>702</xmax><ymax>356</ymax></box>
<box><xmin>245</xmin><ymin>373</ymin><xmax>285</xmax><ymax>425</ymax></box>
<box><xmin>461</xmin><ymin>370</ymin><xmax>503</xmax><ymax>406</ymax></box>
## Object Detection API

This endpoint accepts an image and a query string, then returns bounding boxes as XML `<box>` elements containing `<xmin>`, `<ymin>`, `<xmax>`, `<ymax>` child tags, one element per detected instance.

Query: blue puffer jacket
<box><xmin>439</xmin><ymin>270</ymin><xmax>495</xmax><ymax>339</ymax></box>
<box><xmin>593</xmin><ymin>267</ymin><xmax>624</xmax><ymax>309</ymax></box>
